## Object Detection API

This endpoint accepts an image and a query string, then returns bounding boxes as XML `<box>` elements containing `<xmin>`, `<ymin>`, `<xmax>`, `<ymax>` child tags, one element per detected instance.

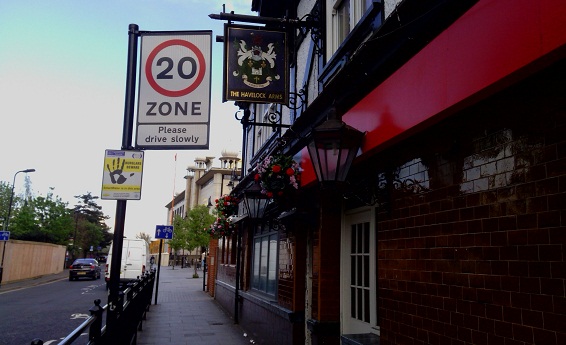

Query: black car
<box><xmin>69</xmin><ymin>258</ymin><xmax>101</xmax><ymax>281</ymax></box>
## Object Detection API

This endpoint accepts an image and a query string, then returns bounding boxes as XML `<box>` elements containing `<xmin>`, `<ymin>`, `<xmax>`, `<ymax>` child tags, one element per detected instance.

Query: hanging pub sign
<box><xmin>223</xmin><ymin>24</ymin><xmax>288</xmax><ymax>105</ymax></box>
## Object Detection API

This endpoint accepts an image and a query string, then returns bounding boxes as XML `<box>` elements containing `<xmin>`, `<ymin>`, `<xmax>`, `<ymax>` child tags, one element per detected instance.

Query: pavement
<box><xmin>0</xmin><ymin>267</ymin><xmax>254</xmax><ymax>345</ymax></box>
<box><xmin>137</xmin><ymin>266</ymin><xmax>252</xmax><ymax>345</ymax></box>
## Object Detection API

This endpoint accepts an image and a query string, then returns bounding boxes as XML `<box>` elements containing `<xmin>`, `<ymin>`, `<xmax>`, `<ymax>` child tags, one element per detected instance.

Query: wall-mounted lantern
<box><xmin>242</xmin><ymin>182</ymin><xmax>272</xmax><ymax>220</ymax></box>
<box><xmin>307</xmin><ymin>109</ymin><xmax>364</xmax><ymax>183</ymax></box>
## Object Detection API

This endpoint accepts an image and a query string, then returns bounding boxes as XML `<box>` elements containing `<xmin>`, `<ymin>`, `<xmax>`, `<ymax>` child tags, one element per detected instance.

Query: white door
<box><xmin>341</xmin><ymin>208</ymin><xmax>378</xmax><ymax>335</ymax></box>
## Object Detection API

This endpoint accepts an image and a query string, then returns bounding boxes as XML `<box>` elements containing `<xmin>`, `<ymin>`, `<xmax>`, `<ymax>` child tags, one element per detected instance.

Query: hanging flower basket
<box><xmin>207</xmin><ymin>195</ymin><xmax>239</xmax><ymax>239</ymax></box>
<box><xmin>214</xmin><ymin>195</ymin><xmax>239</xmax><ymax>218</ymax></box>
<box><xmin>207</xmin><ymin>217</ymin><xmax>236</xmax><ymax>239</ymax></box>
<box><xmin>254</xmin><ymin>154</ymin><xmax>300</xmax><ymax>199</ymax></box>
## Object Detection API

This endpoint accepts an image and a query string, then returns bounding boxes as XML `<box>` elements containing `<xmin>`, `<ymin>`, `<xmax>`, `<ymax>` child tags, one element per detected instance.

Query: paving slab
<box><xmin>137</xmin><ymin>266</ymin><xmax>252</xmax><ymax>345</ymax></box>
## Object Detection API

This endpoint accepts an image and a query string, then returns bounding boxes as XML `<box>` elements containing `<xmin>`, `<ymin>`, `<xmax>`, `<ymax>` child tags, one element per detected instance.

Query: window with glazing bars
<box><xmin>350</xmin><ymin>221</ymin><xmax>370</xmax><ymax>322</ymax></box>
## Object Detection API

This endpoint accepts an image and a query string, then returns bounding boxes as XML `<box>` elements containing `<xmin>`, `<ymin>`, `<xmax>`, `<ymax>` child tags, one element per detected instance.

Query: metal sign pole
<box><xmin>154</xmin><ymin>239</ymin><xmax>163</xmax><ymax>305</ymax></box>
<box><xmin>106</xmin><ymin>24</ymin><xmax>139</xmax><ymax>340</ymax></box>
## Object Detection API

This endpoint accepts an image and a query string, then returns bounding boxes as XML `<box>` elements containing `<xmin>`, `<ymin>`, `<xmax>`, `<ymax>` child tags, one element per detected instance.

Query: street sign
<box><xmin>101</xmin><ymin>150</ymin><xmax>144</xmax><ymax>200</ymax></box>
<box><xmin>0</xmin><ymin>231</ymin><xmax>10</xmax><ymax>241</ymax></box>
<box><xmin>155</xmin><ymin>225</ymin><xmax>174</xmax><ymax>239</ymax></box>
<box><xmin>136</xmin><ymin>31</ymin><xmax>212</xmax><ymax>150</ymax></box>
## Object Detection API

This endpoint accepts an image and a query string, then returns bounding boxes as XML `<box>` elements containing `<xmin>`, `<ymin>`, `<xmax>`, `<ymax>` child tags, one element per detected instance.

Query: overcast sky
<box><xmin>0</xmin><ymin>0</ymin><xmax>251</xmax><ymax>239</ymax></box>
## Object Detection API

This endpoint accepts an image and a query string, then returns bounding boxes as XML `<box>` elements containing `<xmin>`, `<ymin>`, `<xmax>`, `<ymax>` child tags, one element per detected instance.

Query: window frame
<box><xmin>321</xmin><ymin>0</ymin><xmax>383</xmax><ymax>85</ymax></box>
<box><xmin>250</xmin><ymin>222</ymin><xmax>279</xmax><ymax>297</ymax></box>
<box><xmin>327</xmin><ymin>0</ymin><xmax>374</xmax><ymax>57</ymax></box>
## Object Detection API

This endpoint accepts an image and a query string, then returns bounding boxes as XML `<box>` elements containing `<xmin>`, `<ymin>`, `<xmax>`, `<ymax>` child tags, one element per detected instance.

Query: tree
<box><xmin>10</xmin><ymin>188</ymin><xmax>74</xmax><ymax>245</ymax></box>
<box><xmin>72</xmin><ymin>193</ymin><xmax>112</xmax><ymax>259</ymax></box>
<box><xmin>0</xmin><ymin>181</ymin><xmax>12</xmax><ymax>229</ymax></box>
<box><xmin>185</xmin><ymin>205</ymin><xmax>215</xmax><ymax>277</ymax></box>
<box><xmin>136</xmin><ymin>232</ymin><xmax>152</xmax><ymax>248</ymax></box>
<box><xmin>186</xmin><ymin>205</ymin><xmax>215</xmax><ymax>252</ymax></box>
<box><xmin>169</xmin><ymin>215</ymin><xmax>189</xmax><ymax>269</ymax></box>
<box><xmin>30</xmin><ymin>191</ymin><xmax>72</xmax><ymax>243</ymax></box>
<box><xmin>0</xmin><ymin>181</ymin><xmax>112</xmax><ymax>255</ymax></box>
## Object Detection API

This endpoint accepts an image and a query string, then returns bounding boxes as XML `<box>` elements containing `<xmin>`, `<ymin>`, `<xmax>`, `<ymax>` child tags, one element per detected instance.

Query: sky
<box><xmin>0</xmin><ymin>0</ymin><xmax>252</xmax><ymax>239</ymax></box>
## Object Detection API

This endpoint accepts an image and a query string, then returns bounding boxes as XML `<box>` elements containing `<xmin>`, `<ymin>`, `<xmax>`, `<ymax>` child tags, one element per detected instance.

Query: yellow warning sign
<box><xmin>101</xmin><ymin>149</ymin><xmax>144</xmax><ymax>200</ymax></box>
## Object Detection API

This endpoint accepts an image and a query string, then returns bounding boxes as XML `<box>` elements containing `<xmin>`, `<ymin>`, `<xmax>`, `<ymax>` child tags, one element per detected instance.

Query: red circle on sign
<box><xmin>145</xmin><ymin>39</ymin><xmax>206</xmax><ymax>97</ymax></box>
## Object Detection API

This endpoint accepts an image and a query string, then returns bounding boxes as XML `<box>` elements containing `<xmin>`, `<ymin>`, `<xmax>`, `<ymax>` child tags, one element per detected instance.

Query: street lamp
<box><xmin>3</xmin><ymin>169</ymin><xmax>36</xmax><ymax>231</ymax></box>
<box><xmin>1</xmin><ymin>168</ymin><xmax>35</xmax><ymax>286</ymax></box>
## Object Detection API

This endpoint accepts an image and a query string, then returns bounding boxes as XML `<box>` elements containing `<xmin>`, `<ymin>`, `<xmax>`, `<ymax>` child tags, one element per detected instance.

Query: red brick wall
<box><xmin>207</xmin><ymin>238</ymin><xmax>218</xmax><ymax>297</ymax></box>
<box><xmin>376</xmin><ymin>62</ymin><xmax>566</xmax><ymax>345</ymax></box>
<box><xmin>318</xmin><ymin>199</ymin><xmax>342</xmax><ymax>322</ymax></box>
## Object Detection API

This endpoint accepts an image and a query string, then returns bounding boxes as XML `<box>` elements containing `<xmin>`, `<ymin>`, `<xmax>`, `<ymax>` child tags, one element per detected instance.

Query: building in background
<box><xmin>164</xmin><ymin>151</ymin><xmax>241</xmax><ymax>266</ymax></box>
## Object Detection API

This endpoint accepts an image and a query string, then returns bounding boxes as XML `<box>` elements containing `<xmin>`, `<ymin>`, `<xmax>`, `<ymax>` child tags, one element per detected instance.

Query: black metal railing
<box><xmin>31</xmin><ymin>269</ymin><xmax>155</xmax><ymax>345</ymax></box>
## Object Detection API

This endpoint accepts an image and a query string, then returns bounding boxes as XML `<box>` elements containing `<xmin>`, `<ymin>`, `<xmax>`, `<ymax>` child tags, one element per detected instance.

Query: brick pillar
<box><xmin>308</xmin><ymin>191</ymin><xmax>341</xmax><ymax>345</ymax></box>
<box><xmin>207</xmin><ymin>238</ymin><xmax>218</xmax><ymax>297</ymax></box>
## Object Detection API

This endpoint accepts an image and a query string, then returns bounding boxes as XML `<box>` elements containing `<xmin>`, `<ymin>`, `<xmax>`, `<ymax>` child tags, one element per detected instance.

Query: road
<box><xmin>0</xmin><ymin>275</ymin><xmax>107</xmax><ymax>345</ymax></box>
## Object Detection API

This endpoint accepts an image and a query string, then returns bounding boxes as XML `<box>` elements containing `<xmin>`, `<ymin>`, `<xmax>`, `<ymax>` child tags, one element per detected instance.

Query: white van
<box><xmin>105</xmin><ymin>238</ymin><xmax>148</xmax><ymax>285</ymax></box>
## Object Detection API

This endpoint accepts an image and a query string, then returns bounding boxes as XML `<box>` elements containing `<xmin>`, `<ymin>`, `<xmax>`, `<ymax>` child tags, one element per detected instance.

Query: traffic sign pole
<box><xmin>107</xmin><ymin>24</ymin><xmax>139</xmax><ymax>343</ymax></box>
<box><xmin>154</xmin><ymin>239</ymin><xmax>163</xmax><ymax>305</ymax></box>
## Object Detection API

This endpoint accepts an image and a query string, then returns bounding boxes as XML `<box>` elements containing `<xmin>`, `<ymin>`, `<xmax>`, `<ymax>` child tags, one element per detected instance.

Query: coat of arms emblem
<box><xmin>232</xmin><ymin>33</ymin><xmax>281</xmax><ymax>89</ymax></box>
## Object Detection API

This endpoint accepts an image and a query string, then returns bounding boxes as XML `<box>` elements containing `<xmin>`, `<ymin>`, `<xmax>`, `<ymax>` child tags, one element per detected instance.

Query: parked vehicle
<box><xmin>105</xmin><ymin>239</ymin><xmax>147</xmax><ymax>287</ymax></box>
<box><xmin>69</xmin><ymin>258</ymin><xmax>101</xmax><ymax>281</ymax></box>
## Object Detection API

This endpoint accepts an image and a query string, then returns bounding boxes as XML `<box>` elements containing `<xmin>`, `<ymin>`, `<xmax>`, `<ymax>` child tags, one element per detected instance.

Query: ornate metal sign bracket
<box><xmin>209</xmin><ymin>10</ymin><xmax>320</xmax><ymax>31</ymax></box>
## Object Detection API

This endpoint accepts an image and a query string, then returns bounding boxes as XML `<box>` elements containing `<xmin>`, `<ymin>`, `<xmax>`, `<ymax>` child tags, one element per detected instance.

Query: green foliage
<box><xmin>78</xmin><ymin>222</ymin><xmax>104</xmax><ymax>257</ymax></box>
<box><xmin>0</xmin><ymin>181</ymin><xmax>12</xmax><ymax>228</ymax></box>
<box><xmin>72</xmin><ymin>192</ymin><xmax>112</xmax><ymax>258</ymax></box>
<box><xmin>169</xmin><ymin>215</ymin><xmax>188</xmax><ymax>252</ymax></box>
<box><xmin>169</xmin><ymin>205</ymin><xmax>215</xmax><ymax>253</ymax></box>
<box><xmin>186</xmin><ymin>205</ymin><xmax>216</xmax><ymax>250</ymax></box>
<box><xmin>10</xmin><ymin>189</ymin><xmax>73</xmax><ymax>245</ymax></box>
<box><xmin>0</xmin><ymin>180</ymin><xmax>112</xmax><ymax>256</ymax></box>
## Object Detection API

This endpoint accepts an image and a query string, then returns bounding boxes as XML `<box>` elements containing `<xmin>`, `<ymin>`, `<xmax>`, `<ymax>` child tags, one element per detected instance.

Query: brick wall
<box><xmin>207</xmin><ymin>238</ymin><xmax>218</xmax><ymax>297</ymax></box>
<box><xmin>377</xmin><ymin>62</ymin><xmax>566</xmax><ymax>344</ymax></box>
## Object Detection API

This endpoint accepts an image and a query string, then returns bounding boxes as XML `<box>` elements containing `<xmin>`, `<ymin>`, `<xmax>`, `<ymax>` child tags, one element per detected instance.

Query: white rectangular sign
<box><xmin>137</xmin><ymin>124</ymin><xmax>209</xmax><ymax>149</ymax></box>
<box><xmin>136</xmin><ymin>31</ymin><xmax>212</xmax><ymax>149</ymax></box>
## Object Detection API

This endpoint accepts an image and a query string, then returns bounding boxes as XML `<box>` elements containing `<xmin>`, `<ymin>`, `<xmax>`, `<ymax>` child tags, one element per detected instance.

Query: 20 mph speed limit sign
<box><xmin>136</xmin><ymin>31</ymin><xmax>211</xmax><ymax>150</ymax></box>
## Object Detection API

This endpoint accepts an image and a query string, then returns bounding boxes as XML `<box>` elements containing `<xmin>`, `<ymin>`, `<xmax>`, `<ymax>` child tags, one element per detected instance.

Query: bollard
<box><xmin>88</xmin><ymin>299</ymin><xmax>103</xmax><ymax>341</ymax></box>
<box><xmin>30</xmin><ymin>339</ymin><xmax>43</xmax><ymax>345</ymax></box>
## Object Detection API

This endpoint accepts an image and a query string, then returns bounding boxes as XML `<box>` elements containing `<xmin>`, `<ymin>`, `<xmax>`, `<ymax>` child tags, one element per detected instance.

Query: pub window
<box><xmin>251</xmin><ymin>223</ymin><xmax>278</xmax><ymax>296</ymax></box>
<box><xmin>220</xmin><ymin>235</ymin><xmax>236</xmax><ymax>265</ymax></box>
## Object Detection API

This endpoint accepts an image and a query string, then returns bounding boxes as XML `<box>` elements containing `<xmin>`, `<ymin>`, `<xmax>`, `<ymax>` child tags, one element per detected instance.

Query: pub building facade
<box><xmin>206</xmin><ymin>0</ymin><xmax>566</xmax><ymax>344</ymax></box>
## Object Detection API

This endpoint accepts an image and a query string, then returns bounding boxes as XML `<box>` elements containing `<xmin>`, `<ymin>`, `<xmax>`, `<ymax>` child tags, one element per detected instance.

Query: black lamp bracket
<box><xmin>296</xmin><ymin>2</ymin><xmax>323</xmax><ymax>55</ymax></box>
<box><xmin>208</xmin><ymin>9</ymin><xmax>320</xmax><ymax>31</ymax></box>
<box><xmin>288</xmin><ymin>89</ymin><xmax>306</xmax><ymax>112</ymax></box>
<box><xmin>234</xmin><ymin>108</ymin><xmax>291</xmax><ymax>129</ymax></box>
<box><xmin>209</xmin><ymin>1</ymin><xmax>323</xmax><ymax>55</ymax></box>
